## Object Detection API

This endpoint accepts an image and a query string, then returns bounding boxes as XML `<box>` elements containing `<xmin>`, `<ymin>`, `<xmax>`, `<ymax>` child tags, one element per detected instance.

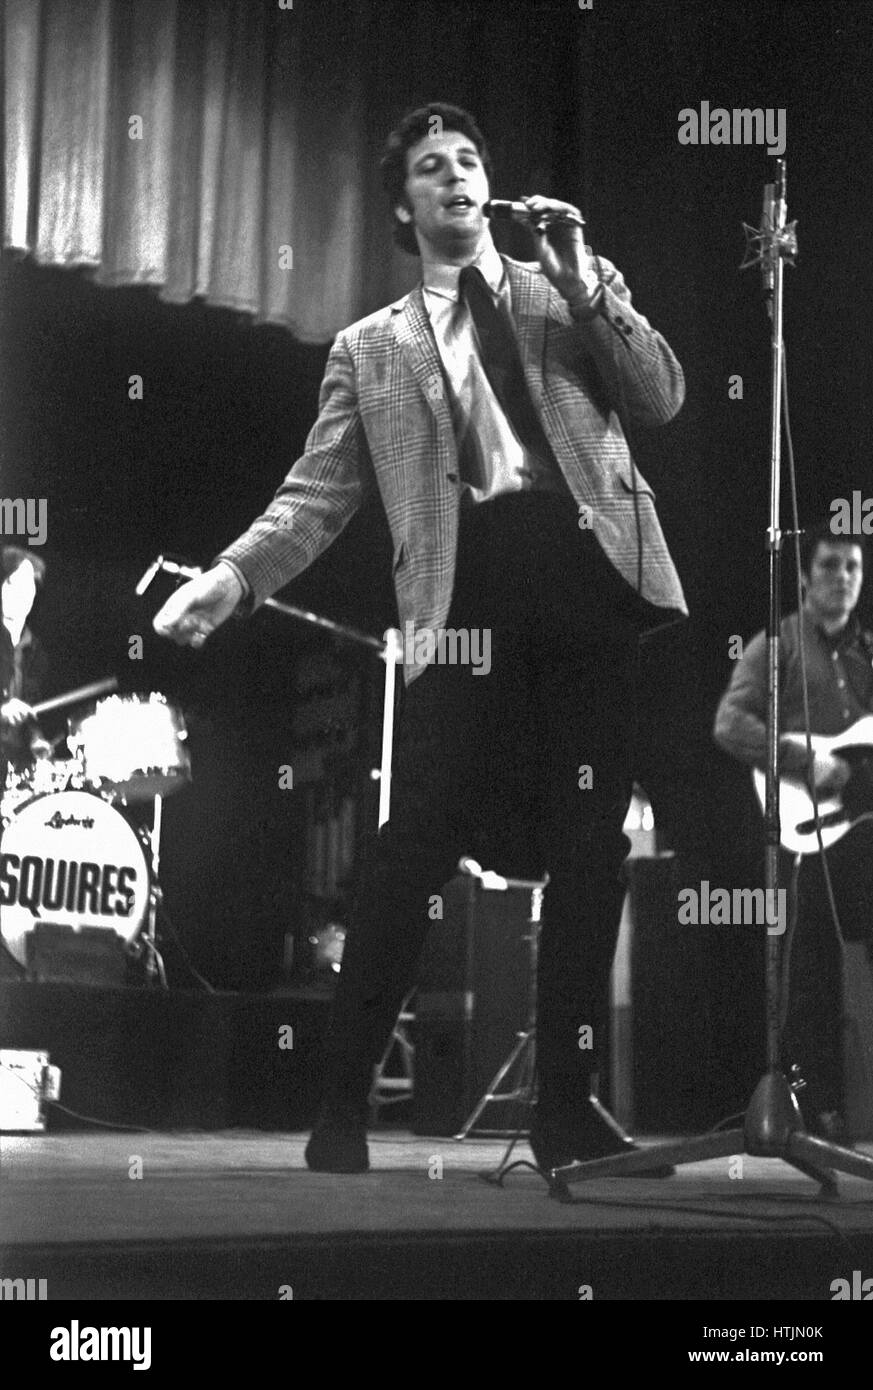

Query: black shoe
<box><xmin>529</xmin><ymin>1107</ymin><xmax>675</xmax><ymax>1178</ymax></box>
<box><xmin>304</xmin><ymin>1098</ymin><xmax>370</xmax><ymax>1173</ymax></box>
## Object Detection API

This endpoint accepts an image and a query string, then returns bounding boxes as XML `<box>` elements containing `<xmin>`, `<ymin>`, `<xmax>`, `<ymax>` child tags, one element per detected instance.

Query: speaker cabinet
<box><xmin>611</xmin><ymin>854</ymin><xmax>760</xmax><ymax>1134</ymax></box>
<box><xmin>411</xmin><ymin>875</ymin><xmax>535</xmax><ymax>1136</ymax></box>
<box><xmin>843</xmin><ymin>942</ymin><xmax>873</xmax><ymax>1140</ymax></box>
<box><xmin>412</xmin><ymin>858</ymin><xmax>765</xmax><ymax>1139</ymax></box>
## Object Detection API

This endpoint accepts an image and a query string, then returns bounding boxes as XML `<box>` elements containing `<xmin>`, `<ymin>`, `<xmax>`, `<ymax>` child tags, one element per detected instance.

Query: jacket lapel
<box><xmin>391</xmin><ymin>289</ymin><xmax>455</xmax><ymax>434</ymax></box>
<box><xmin>504</xmin><ymin>259</ymin><xmax>549</xmax><ymax>406</ymax></box>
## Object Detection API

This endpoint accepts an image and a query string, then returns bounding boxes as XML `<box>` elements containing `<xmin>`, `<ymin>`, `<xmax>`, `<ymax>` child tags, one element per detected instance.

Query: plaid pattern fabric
<box><xmin>218</xmin><ymin>256</ymin><xmax>688</xmax><ymax>682</ymax></box>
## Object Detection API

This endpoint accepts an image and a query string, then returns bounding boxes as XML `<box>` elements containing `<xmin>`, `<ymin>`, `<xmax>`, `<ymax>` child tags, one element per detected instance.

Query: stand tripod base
<box><xmin>551</xmin><ymin>1069</ymin><xmax>873</xmax><ymax>1196</ymax></box>
<box><xmin>454</xmin><ymin>1028</ymin><xmax>536</xmax><ymax>1140</ymax></box>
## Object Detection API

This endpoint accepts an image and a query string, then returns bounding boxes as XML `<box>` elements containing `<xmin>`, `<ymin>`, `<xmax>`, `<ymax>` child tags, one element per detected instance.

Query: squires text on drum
<box><xmin>0</xmin><ymin>791</ymin><xmax>149</xmax><ymax>967</ymax></box>
<box><xmin>0</xmin><ymin>853</ymin><xmax>138</xmax><ymax>917</ymax></box>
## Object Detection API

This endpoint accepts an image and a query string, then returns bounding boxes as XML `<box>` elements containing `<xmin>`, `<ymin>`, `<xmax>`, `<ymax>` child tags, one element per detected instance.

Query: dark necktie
<box><xmin>458</xmin><ymin>264</ymin><xmax>557</xmax><ymax>467</ymax></box>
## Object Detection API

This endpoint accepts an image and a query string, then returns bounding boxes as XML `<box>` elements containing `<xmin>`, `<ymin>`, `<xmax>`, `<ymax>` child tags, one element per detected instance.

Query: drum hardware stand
<box><xmin>369</xmin><ymin>988</ymin><xmax>416</xmax><ymax>1122</ymax></box>
<box><xmin>139</xmin><ymin>559</ymin><xmax>403</xmax><ymax>1001</ymax></box>
<box><xmin>453</xmin><ymin>861</ymin><xmax>632</xmax><ymax>1181</ymax></box>
<box><xmin>553</xmin><ymin>159</ymin><xmax>873</xmax><ymax>1197</ymax></box>
<box><xmin>132</xmin><ymin>793</ymin><xmax>168</xmax><ymax>989</ymax></box>
<box><xmin>451</xmin><ymin>860</ymin><xmax>550</xmax><ymax>1178</ymax></box>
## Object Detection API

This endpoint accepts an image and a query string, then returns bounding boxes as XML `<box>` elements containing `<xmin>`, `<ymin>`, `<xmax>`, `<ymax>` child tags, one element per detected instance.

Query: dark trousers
<box><xmin>325</xmin><ymin>493</ymin><xmax>641</xmax><ymax>1119</ymax></box>
<box><xmin>781</xmin><ymin>823</ymin><xmax>873</xmax><ymax>1112</ymax></box>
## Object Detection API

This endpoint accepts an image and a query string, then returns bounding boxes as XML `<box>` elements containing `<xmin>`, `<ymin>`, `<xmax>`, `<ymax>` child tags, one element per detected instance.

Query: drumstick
<box><xmin>31</xmin><ymin>677</ymin><xmax>119</xmax><ymax>717</ymax></box>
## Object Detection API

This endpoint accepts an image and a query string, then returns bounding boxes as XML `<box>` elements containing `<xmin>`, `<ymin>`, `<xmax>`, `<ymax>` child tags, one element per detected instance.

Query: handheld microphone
<box><xmin>484</xmin><ymin>199</ymin><xmax>585</xmax><ymax>229</ymax></box>
<box><xmin>484</xmin><ymin>200</ymin><xmax>531</xmax><ymax>221</ymax></box>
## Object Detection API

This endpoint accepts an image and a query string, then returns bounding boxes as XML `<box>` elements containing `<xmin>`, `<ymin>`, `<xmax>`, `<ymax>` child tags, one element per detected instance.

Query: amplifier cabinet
<box><xmin>843</xmin><ymin>942</ymin><xmax>873</xmax><ymax>1140</ymax></box>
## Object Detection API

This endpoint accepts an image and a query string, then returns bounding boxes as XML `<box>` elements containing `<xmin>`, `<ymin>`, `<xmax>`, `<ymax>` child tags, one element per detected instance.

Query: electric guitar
<box><xmin>751</xmin><ymin>715</ymin><xmax>873</xmax><ymax>855</ymax></box>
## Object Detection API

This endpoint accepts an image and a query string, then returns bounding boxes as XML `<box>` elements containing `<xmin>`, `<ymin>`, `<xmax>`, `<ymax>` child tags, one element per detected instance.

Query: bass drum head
<box><xmin>0</xmin><ymin>790</ymin><xmax>149</xmax><ymax>968</ymax></box>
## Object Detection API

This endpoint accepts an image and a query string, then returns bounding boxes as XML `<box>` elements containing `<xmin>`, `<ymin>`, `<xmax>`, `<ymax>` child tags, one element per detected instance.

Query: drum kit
<box><xmin>2</xmin><ymin>551</ymin><xmax>403</xmax><ymax>988</ymax></box>
<box><xmin>1</xmin><ymin>680</ymin><xmax>191</xmax><ymax>985</ymax></box>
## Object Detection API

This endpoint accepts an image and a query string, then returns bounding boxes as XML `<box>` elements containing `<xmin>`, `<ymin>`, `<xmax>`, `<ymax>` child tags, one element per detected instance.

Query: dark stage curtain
<box><xmin>3</xmin><ymin>0</ymin><xmax>577</xmax><ymax>340</ymax></box>
<box><xmin>4</xmin><ymin>0</ymin><xmax>375</xmax><ymax>340</ymax></box>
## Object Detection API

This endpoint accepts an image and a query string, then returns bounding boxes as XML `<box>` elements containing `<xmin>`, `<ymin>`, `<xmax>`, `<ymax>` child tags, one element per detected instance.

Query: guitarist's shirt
<box><xmin>713</xmin><ymin>609</ymin><xmax>873</xmax><ymax>775</ymax></box>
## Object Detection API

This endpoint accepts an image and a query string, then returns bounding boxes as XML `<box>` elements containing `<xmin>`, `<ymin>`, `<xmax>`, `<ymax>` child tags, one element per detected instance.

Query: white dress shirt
<box><xmin>422</xmin><ymin>242</ymin><xmax>565</xmax><ymax>502</ymax></box>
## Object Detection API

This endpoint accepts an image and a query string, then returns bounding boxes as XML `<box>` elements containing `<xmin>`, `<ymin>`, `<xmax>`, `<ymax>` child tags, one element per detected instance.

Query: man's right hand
<box><xmin>1</xmin><ymin>698</ymin><xmax>36</xmax><ymax>727</ymax></box>
<box><xmin>152</xmin><ymin>562</ymin><xmax>245</xmax><ymax>648</ymax></box>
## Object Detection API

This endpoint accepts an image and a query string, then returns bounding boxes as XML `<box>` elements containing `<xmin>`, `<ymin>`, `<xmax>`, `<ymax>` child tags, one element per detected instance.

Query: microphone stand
<box><xmin>551</xmin><ymin>161</ymin><xmax>873</xmax><ymax>1196</ymax></box>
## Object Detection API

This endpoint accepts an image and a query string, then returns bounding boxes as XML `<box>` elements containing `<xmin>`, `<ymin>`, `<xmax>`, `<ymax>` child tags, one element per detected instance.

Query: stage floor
<box><xmin>3</xmin><ymin>1130</ymin><xmax>873</xmax><ymax>1299</ymax></box>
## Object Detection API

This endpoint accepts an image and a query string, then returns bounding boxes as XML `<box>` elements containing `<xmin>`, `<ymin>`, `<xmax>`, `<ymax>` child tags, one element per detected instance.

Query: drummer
<box><xmin>1</xmin><ymin>546</ymin><xmax>51</xmax><ymax>776</ymax></box>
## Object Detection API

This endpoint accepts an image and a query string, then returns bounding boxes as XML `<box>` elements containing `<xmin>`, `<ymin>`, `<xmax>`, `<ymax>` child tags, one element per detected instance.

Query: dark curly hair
<box><xmin>799</xmin><ymin>519</ymin><xmax>868</xmax><ymax>577</ymax></box>
<box><xmin>380</xmin><ymin>103</ymin><xmax>494</xmax><ymax>256</ymax></box>
<box><xmin>1</xmin><ymin>545</ymin><xmax>47</xmax><ymax>588</ymax></box>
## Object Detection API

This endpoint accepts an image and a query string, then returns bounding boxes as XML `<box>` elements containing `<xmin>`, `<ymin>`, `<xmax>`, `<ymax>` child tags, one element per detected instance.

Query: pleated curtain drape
<box><xmin>2</xmin><ymin>0</ymin><xmax>393</xmax><ymax>342</ymax></box>
<box><xmin>4</xmin><ymin>0</ymin><xmax>573</xmax><ymax>342</ymax></box>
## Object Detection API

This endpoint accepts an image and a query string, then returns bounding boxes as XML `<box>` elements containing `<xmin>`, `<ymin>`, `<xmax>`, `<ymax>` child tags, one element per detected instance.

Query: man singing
<box><xmin>154</xmin><ymin>104</ymin><xmax>687</xmax><ymax>1173</ymax></box>
<box><xmin>715</xmin><ymin>523</ymin><xmax>873</xmax><ymax>1137</ymax></box>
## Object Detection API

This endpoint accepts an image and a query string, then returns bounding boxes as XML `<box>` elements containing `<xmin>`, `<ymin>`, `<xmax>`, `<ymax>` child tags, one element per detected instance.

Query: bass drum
<box><xmin>0</xmin><ymin>790</ymin><xmax>149</xmax><ymax>968</ymax></box>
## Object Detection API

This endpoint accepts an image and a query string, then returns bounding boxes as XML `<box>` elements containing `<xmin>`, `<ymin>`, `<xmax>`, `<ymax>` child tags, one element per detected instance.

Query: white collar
<box><xmin>422</xmin><ymin>241</ymin><xmax>505</xmax><ymax>301</ymax></box>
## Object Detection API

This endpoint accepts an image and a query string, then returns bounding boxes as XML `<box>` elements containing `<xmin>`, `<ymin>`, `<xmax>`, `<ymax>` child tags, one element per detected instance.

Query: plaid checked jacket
<box><xmin>219</xmin><ymin>255</ymin><xmax>688</xmax><ymax>683</ymax></box>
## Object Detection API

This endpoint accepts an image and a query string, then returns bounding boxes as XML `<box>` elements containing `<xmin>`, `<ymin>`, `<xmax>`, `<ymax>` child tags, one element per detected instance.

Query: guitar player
<box><xmin>714</xmin><ymin>522</ymin><xmax>873</xmax><ymax>1139</ymax></box>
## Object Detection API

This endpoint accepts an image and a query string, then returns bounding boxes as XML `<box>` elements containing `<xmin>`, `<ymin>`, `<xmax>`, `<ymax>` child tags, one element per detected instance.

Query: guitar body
<box><xmin>752</xmin><ymin>715</ymin><xmax>873</xmax><ymax>855</ymax></box>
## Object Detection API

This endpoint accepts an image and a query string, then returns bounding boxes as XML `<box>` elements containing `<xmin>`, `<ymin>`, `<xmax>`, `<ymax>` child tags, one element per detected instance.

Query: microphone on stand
<box><xmin>741</xmin><ymin>157</ymin><xmax>795</xmax><ymax>305</ymax></box>
<box><xmin>773</xmin><ymin>158</ymin><xmax>787</xmax><ymax>233</ymax></box>
<box><xmin>135</xmin><ymin>555</ymin><xmax>164</xmax><ymax>596</ymax></box>
<box><xmin>458</xmin><ymin>855</ymin><xmax>484</xmax><ymax>878</ymax></box>
<box><xmin>760</xmin><ymin>180</ymin><xmax>776</xmax><ymax>298</ymax></box>
<box><xmin>457</xmin><ymin>855</ymin><xmax>509</xmax><ymax>890</ymax></box>
<box><xmin>134</xmin><ymin>554</ymin><xmax>203</xmax><ymax>597</ymax></box>
<box><xmin>161</xmin><ymin>559</ymin><xmax>203</xmax><ymax>581</ymax></box>
<box><xmin>760</xmin><ymin>158</ymin><xmax>788</xmax><ymax>301</ymax></box>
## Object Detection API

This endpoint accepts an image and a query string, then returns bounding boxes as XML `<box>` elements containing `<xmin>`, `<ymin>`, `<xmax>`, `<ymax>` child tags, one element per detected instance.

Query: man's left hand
<box><xmin>521</xmin><ymin>196</ymin><xmax>600</xmax><ymax>306</ymax></box>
